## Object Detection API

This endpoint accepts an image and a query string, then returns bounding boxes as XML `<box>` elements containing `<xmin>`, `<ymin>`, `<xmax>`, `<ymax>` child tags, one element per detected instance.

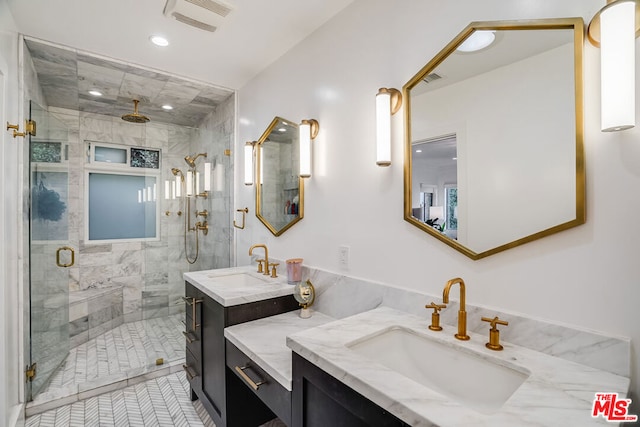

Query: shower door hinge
<box><xmin>224</xmin><ymin>149</ymin><xmax>231</xmax><ymax>156</ymax></box>
<box><xmin>25</xmin><ymin>119</ymin><xmax>36</xmax><ymax>136</ymax></box>
<box><xmin>25</xmin><ymin>363</ymin><xmax>37</xmax><ymax>382</ymax></box>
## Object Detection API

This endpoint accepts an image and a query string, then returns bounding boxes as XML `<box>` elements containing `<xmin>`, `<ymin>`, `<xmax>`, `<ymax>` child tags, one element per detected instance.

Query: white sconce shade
<box><xmin>588</xmin><ymin>0</ymin><xmax>639</xmax><ymax>132</ymax></box>
<box><xmin>195</xmin><ymin>172</ymin><xmax>200</xmax><ymax>195</ymax></box>
<box><xmin>175</xmin><ymin>176</ymin><xmax>181</xmax><ymax>197</ymax></box>
<box><xmin>259</xmin><ymin>146</ymin><xmax>264</xmax><ymax>184</ymax></box>
<box><xmin>164</xmin><ymin>180</ymin><xmax>170</xmax><ymax>200</ymax></box>
<box><xmin>204</xmin><ymin>162</ymin><xmax>211</xmax><ymax>191</ymax></box>
<box><xmin>299</xmin><ymin>119</ymin><xmax>319</xmax><ymax>178</ymax></box>
<box><xmin>244</xmin><ymin>142</ymin><xmax>254</xmax><ymax>185</ymax></box>
<box><xmin>186</xmin><ymin>171</ymin><xmax>193</xmax><ymax>196</ymax></box>
<box><xmin>601</xmin><ymin>1</ymin><xmax>635</xmax><ymax>131</ymax></box>
<box><xmin>376</xmin><ymin>88</ymin><xmax>403</xmax><ymax>167</ymax></box>
<box><xmin>171</xmin><ymin>180</ymin><xmax>176</xmax><ymax>199</ymax></box>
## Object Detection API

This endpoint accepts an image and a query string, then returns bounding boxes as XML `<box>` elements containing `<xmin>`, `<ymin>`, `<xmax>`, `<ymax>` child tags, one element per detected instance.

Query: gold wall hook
<box><xmin>233</xmin><ymin>207</ymin><xmax>249</xmax><ymax>229</ymax></box>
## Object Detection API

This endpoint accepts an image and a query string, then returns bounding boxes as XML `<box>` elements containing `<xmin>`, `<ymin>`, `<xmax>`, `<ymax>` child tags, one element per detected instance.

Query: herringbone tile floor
<box><xmin>26</xmin><ymin>372</ymin><xmax>215</xmax><ymax>427</ymax></box>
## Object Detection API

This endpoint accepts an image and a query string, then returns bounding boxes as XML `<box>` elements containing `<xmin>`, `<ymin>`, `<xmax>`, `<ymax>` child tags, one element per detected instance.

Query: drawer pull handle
<box><xmin>182</xmin><ymin>297</ymin><xmax>202</xmax><ymax>330</ymax></box>
<box><xmin>182</xmin><ymin>331</ymin><xmax>197</xmax><ymax>343</ymax></box>
<box><xmin>235</xmin><ymin>365</ymin><xmax>266</xmax><ymax>391</ymax></box>
<box><xmin>183</xmin><ymin>364</ymin><xmax>197</xmax><ymax>380</ymax></box>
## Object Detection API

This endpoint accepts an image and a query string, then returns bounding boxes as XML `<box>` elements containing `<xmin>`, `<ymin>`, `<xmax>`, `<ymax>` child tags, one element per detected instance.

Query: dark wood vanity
<box><xmin>183</xmin><ymin>281</ymin><xmax>298</xmax><ymax>427</ymax></box>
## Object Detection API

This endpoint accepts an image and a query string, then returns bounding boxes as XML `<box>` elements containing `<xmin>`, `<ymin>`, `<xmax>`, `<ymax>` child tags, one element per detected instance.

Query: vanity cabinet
<box><xmin>184</xmin><ymin>281</ymin><xmax>298</xmax><ymax>427</ymax></box>
<box><xmin>226</xmin><ymin>340</ymin><xmax>292</xmax><ymax>426</ymax></box>
<box><xmin>291</xmin><ymin>353</ymin><xmax>410</xmax><ymax>427</ymax></box>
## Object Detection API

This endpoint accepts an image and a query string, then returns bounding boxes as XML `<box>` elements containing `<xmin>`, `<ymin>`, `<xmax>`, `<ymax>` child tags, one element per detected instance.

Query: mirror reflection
<box><xmin>256</xmin><ymin>117</ymin><xmax>303</xmax><ymax>236</ymax></box>
<box><xmin>404</xmin><ymin>19</ymin><xmax>585</xmax><ymax>260</ymax></box>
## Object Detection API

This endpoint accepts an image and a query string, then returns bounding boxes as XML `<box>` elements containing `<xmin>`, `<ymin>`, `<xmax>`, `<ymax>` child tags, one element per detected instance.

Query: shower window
<box><xmin>95</xmin><ymin>146</ymin><xmax>127</xmax><ymax>164</ymax></box>
<box><xmin>86</xmin><ymin>141</ymin><xmax>161</xmax><ymax>243</ymax></box>
<box><xmin>89</xmin><ymin>142</ymin><xmax>161</xmax><ymax>169</ymax></box>
<box><xmin>131</xmin><ymin>148</ymin><xmax>160</xmax><ymax>169</ymax></box>
<box><xmin>31</xmin><ymin>141</ymin><xmax>66</xmax><ymax>163</ymax></box>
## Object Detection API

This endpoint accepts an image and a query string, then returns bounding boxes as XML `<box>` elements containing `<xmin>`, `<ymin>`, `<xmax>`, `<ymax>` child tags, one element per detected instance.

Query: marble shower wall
<box><xmin>42</xmin><ymin>100</ymin><xmax>234</xmax><ymax>325</ymax></box>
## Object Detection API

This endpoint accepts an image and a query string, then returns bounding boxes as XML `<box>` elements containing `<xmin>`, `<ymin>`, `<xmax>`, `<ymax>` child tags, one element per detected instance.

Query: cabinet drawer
<box><xmin>226</xmin><ymin>340</ymin><xmax>291</xmax><ymax>426</ymax></box>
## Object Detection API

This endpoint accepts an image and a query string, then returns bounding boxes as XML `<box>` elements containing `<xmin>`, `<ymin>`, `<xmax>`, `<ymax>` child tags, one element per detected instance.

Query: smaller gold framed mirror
<box><xmin>256</xmin><ymin>117</ymin><xmax>303</xmax><ymax>236</ymax></box>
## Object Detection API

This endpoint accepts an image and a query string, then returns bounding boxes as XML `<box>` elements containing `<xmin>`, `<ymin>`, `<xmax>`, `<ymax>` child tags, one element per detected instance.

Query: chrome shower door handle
<box><xmin>56</xmin><ymin>246</ymin><xmax>75</xmax><ymax>268</ymax></box>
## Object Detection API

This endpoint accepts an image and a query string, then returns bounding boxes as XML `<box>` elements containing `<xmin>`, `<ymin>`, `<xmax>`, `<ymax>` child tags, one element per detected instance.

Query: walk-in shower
<box><xmin>23</xmin><ymin>37</ymin><xmax>235</xmax><ymax>415</ymax></box>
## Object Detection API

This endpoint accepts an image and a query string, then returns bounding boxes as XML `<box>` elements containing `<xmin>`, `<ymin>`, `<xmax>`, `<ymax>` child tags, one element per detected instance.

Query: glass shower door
<box><xmin>28</xmin><ymin>101</ymin><xmax>72</xmax><ymax>399</ymax></box>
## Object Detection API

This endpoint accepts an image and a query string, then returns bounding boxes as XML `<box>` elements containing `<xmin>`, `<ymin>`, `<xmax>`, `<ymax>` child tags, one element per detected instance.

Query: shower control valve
<box><xmin>195</xmin><ymin>209</ymin><xmax>209</xmax><ymax>218</ymax></box>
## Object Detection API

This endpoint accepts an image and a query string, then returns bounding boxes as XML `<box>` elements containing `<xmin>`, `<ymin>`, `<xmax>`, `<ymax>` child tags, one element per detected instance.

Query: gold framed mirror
<box><xmin>256</xmin><ymin>117</ymin><xmax>303</xmax><ymax>236</ymax></box>
<box><xmin>403</xmin><ymin>18</ymin><xmax>585</xmax><ymax>260</ymax></box>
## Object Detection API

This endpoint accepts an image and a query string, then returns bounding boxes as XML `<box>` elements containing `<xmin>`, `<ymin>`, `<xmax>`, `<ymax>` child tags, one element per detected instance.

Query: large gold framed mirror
<box><xmin>256</xmin><ymin>117</ymin><xmax>303</xmax><ymax>236</ymax></box>
<box><xmin>403</xmin><ymin>18</ymin><xmax>585</xmax><ymax>260</ymax></box>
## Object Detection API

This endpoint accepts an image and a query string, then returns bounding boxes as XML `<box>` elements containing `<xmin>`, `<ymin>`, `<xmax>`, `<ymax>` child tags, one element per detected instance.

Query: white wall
<box><xmin>237</xmin><ymin>0</ymin><xmax>640</xmax><ymax>412</ymax></box>
<box><xmin>0</xmin><ymin>0</ymin><xmax>25</xmax><ymax>424</ymax></box>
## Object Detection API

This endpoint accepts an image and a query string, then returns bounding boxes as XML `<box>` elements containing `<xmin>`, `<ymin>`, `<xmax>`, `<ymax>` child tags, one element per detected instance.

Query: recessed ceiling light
<box><xmin>457</xmin><ymin>31</ymin><xmax>496</xmax><ymax>53</ymax></box>
<box><xmin>452</xmin><ymin>157</ymin><xmax>458</xmax><ymax>160</ymax></box>
<box><xmin>415</xmin><ymin>149</ymin><xmax>422</xmax><ymax>153</ymax></box>
<box><xmin>278</xmin><ymin>128</ymin><xmax>286</xmax><ymax>132</ymax></box>
<box><xmin>89</xmin><ymin>90</ymin><xmax>102</xmax><ymax>97</ymax></box>
<box><xmin>150</xmin><ymin>35</ymin><xmax>169</xmax><ymax>47</ymax></box>
<box><xmin>162</xmin><ymin>105</ymin><xmax>174</xmax><ymax>110</ymax></box>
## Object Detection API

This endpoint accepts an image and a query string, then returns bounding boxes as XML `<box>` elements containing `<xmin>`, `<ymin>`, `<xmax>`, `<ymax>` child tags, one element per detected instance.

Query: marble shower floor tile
<box><xmin>35</xmin><ymin>314</ymin><xmax>185</xmax><ymax>405</ymax></box>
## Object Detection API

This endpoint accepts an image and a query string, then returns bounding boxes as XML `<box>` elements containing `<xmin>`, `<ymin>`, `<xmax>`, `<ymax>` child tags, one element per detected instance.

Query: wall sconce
<box><xmin>376</xmin><ymin>88</ymin><xmax>403</xmax><ymax>166</ymax></box>
<box><xmin>299</xmin><ymin>119</ymin><xmax>319</xmax><ymax>178</ymax></box>
<box><xmin>244</xmin><ymin>141</ymin><xmax>256</xmax><ymax>186</ymax></box>
<box><xmin>588</xmin><ymin>0</ymin><xmax>639</xmax><ymax>132</ymax></box>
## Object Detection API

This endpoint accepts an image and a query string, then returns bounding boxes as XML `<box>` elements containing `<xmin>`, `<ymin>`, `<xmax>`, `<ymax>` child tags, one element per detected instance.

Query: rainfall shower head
<box><xmin>184</xmin><ymin>153</ymin><xmax>207</xmax><ymax>168</ymax></box>
<box><xmin>171</xmin><ymin>168</ymin><xmax>184</xmax><ymax>180</ymax></box>
<box><xmin>122</xmin><ymin>100</ymin><xmax>150</xmax><ymax>123</ymax></box>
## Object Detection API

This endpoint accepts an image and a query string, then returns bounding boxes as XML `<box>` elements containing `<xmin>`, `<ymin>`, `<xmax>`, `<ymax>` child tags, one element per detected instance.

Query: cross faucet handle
<box><xmin>481</xmin><ymin>316</ymin><xmax>509</xmax><ymax>330</ymax></box>
<box><xmin>425</xmin><ymin>301</ymin><xmax>447</xmax><ymax>331</ymax></box>
<box><xmin>481</xmin><ymin>316</ymin><xmax>509</xmax><ymax>351</ymax></box>
<box><xmin>425</xmin><ymin>302</ymin><xmax>447</xmax><ymax>313</ymax></box>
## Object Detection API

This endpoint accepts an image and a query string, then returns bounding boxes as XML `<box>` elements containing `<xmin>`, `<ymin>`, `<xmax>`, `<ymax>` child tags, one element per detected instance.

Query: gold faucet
<box><xmin>442</xmin><ymin>277</ymin><xmax>470</xmax><ymax>340</ymax></box>
<box><xmin>249</xmin><ymin>244</ymin><xmax>270</xmax><ymax>275</ymax></box>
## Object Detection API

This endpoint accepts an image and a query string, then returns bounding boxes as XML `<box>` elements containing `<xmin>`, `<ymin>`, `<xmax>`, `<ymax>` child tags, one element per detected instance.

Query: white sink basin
<box><xmin>347</xmin><ymin>326</ymin><xmax>529</xmax><ymax>414</ymax></box>
<box><xmin>207</xmin><ymin>273</ymin><xmax>268</xmax><ymax>286</ymax></box>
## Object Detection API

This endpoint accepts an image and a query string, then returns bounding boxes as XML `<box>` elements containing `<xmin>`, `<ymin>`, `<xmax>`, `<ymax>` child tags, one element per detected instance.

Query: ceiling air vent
<box><xmin>422</xmin><ymin>73</ymin><xmax>442</xmax><ymax>84</ymax></box>
<box><xmin>164</xmin><ymin>0</ymin><xmax>234</xmax><ymax>32</ymax></box>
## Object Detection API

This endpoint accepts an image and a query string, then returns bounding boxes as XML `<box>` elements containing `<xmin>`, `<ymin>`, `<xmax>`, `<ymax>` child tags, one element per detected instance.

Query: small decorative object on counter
<box><xmin>286</xmin><ymin>258</ymin><xmax>303</xmax><ymax>284</ymax></box>
<box><xmin>294</xmin><ymin>279</ymin><xmax>315</xmax><ymax>318</ymax></box>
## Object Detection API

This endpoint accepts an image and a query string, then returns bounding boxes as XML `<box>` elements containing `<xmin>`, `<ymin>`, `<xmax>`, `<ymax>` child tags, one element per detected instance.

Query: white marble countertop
<box><xmin>183</xmin><ymin>265</ymin><xmax>295</xmax><ymax>306</ymax></box>
<box><xmin>286</xmin><ymin>306</ymin><xmax>631</xmax><ymax>427</ymax></box>
<box><xmin>225</xmin><ymin>310</ymin><xmax>336</xmax><ymax>391</ymax></box>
